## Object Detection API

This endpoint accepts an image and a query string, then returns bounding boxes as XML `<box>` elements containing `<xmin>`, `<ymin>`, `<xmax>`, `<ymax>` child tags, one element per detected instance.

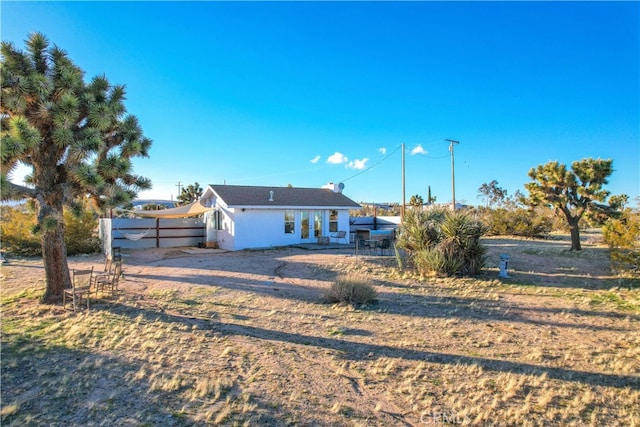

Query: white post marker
<box><xmin>498</xmin><ymin>254</ymin><xmax>510</xmax><ymax>278</ymax></box>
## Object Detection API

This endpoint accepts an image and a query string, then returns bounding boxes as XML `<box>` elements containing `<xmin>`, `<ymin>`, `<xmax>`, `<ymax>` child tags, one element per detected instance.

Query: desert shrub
<box><xmin>0</xmin><ymin>202</ymin><xmax>100</xmax><ymax>256</ymax></box>
<box><xmin>64</xmin><ymin>206</ymin><xmax>101</xmax><ymax>255</ymax></box>
<box><xmin>0</xmin><ymin>203</ymin><xmax>41</xmax><ymax>256</ymax></box>
<box><xmin>478</xmin><ymin>207</ymin><xmax>553</xmax><ymax>238</ymax></box>
<box><xmin>396</xmin><ymin>208</ymin><xmax>486</xmax><ymax>277</ymax></box>
<box><xmin>323</xmin><ymin>276</ymin><xmax>377</xmax><ymax>306</ymax></box>
<box><xmin>603</xmin><ymin>209</ymin><xmax>640</xmax><ymax>277</ymax></box>
<box><xmin>413</xmin><ymin>246</ymin><xmax>462</xmax><ymax>277</ymax></box>
<box><xmin>395</xmin><ymin>207</ymin><xmax>447</xmax><ymax>252</ymax></box>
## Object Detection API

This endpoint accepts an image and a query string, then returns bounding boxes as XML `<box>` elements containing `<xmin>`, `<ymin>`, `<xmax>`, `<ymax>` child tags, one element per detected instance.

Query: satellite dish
<box><xmin>337</xmin><ymin>182</ymin><xmax>345</xmax><ymax>193</ymax></box>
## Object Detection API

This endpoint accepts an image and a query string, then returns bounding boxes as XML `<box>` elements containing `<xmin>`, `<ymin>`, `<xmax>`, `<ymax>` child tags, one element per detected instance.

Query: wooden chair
<box><xmin>94</xmin><ymin>247</ymin><xmax>123</xmax><ymax>293</ymax></box>
<box><xmin>102</xmin><ymin>246</ymin><xmax>122</xmax><ymax>274</ymax></box>
<box><xmin>95</xmin><ymin>260</ymin><xmax>122</xmax><ymax>297</ymax></box>
<box><xmin>63</xmin><ymin>267</ymin><xmax>94</xmax><ymax>311</ymax></box>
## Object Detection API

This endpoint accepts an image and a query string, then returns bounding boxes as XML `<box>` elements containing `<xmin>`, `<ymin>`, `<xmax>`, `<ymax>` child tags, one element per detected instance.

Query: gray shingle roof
<box><xmin>209</xmin><ymin>185</ymin><xmax>361</xmax><ymax>208</ymax></box>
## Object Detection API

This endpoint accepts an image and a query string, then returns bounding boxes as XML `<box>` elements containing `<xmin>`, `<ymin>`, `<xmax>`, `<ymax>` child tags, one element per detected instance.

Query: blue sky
<box><xmin>3</xmin><ymin>1</ymin><xmax>639</xmax><ymax>206</ymax></box>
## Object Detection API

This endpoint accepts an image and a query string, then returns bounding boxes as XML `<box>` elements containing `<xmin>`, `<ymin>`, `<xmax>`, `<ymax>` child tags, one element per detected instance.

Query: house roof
<box><xmin>207</xmin><ymin>184</ymin><xmax>361</xmax><ymax>209</ymax></box>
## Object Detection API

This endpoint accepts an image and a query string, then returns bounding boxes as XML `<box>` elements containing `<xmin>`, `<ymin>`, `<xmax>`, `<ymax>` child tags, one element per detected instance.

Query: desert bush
<box><xmin>323</xmin><ymin>276</ymin><xmax>377</xmax><ymax>306</ymax></box>
<box><xmin>64</xmin><ymin>206</ymin><xmax>101</xmax><ymax>255</ymax></box>
<box><xmin>478</xmin><ymin>207</ymin><xmax>553</xmax><ymax>238</ymax></box>
<box><xmin>1</xmin><ymin>202</ymin><xmax>100</xmax><ymax>256</ymax></box>
<box><xmin>0</xmin><ymin>203</ymin><xmax>41</xmax><ymax>256</ymax></box>
<box><xmin>396</xmin><ymin>208</ymin><xmax>486</xmax><ymax>277</ymax></box>
<box><xmin>395</xmin><ymin>207</ymin><xmax>447</xmax><ymax>252</ymax></box>
<box><xmin>603</xmin><ymin>209</ymin><xmax>640</xmax><ymax>277</ymax></box>
<box><xmin>413</xmin><ymin>246</ymin><xmax>462</xmax><ymax>277</ymax></box>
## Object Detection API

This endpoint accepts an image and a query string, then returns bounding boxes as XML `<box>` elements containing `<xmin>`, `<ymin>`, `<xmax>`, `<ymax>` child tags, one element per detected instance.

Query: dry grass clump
<box><xmin>322</xmin><ymin>275</ymin><xmax>377</xmax><ymax>306</ymax></box>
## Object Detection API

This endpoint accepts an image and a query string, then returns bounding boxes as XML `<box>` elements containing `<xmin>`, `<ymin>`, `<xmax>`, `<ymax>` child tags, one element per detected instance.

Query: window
<box><xmin>215</xmin><ymin>210</ymin><xmax>223</xmax><ymax>231</ymax></box>
<box><xmin>284</xmin><ymin>210</ymin><xmax>295</xmax><ymax>234</ymax></box>
<box><xmin>329</xmin><ymin>210</ymin><xmax>338</xmax><ymax>232</ymax></box>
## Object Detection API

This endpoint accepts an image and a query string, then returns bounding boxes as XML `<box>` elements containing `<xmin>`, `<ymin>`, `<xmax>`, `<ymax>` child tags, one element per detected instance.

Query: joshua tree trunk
<box><xmin>561</xmin><ymin>208</ymin><xmax>583</xmax><ymax>251</ymax></box>
<box><xmin>568</xmin><ymin>219</ymin><xmax>582</xmax><ymax>251</ymax></box>
<box><xmin>38</xmin><ymin>203</ymin><xmax>72</xmax><ymax>303</ymax></box>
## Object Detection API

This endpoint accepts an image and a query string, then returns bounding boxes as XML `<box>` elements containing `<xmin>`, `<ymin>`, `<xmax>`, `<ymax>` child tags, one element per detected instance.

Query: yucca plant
<box><xmin>440</xmin><ymin>211</ymin><xmax>487</xmax><ymax>276</ymax></box>
<box><xmin>396</xmin><ymin>208</ymin><xmax>486</xmax><ymax>277</ymax></box>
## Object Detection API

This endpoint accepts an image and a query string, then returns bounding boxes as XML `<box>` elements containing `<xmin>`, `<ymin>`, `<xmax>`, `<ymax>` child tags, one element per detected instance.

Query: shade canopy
<box><xmin>121</xmin><ymin>200</ymin><xmax>213</xmax><ymax>218</ymax></box>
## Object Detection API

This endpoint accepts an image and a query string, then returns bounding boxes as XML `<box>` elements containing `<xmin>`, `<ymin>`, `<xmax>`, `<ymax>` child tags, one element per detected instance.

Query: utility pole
<box><xmin>445</xmin><ymin>139</ymin><xmax>459</xmax><ymax>210</ymax></box>
<box><xmin>401</xmin><ymin>142</ymin><xmax>406</xmax><ymax>219</ymax></box>
<box><xmin>176</xmin><ymin>181</ymin><xmax>182</xmax><ymax>198</ymax></box>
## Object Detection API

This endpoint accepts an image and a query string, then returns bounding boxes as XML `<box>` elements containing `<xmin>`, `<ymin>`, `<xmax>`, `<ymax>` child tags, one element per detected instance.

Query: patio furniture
<box><xmin>94</xmin><ymin>247</ymin><xmax>122</xmax><ymax>292</ymax></box>
<box><xmin>63</xmin><ymin>267</ymin><xmax>94</xmax><ymax>311</ymax></box>
<box><xmin>317</xmin><ymin>236</ymin><xmax>330</xmax><ymax>245</ymax></box>
<box><xmin>95</xmin><ymin>260</ymin><xmax>122</xmax><ymax>297</ymax></box>
<box><xmin>329</xmin><ymin>230</ymin><xmax>348</xmax><ymax>244</ymax></box>
<box><xmin>378</xmin><ymin>238</ymin><xmax>392</xmax><ymax>256</ymax></box>
<box><xmin>367</xmin><ymin>239</ymin><xmax>381</xmax><ymax>255</ymax></box>
<box><xmin>356</xmin><ymin>238</ymin><xmax>374</xmax><ymax>255</ymax></box>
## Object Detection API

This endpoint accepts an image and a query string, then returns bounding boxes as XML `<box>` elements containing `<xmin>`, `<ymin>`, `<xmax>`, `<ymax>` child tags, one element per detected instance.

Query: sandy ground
<box><xmin>1</xmin><ymin>234</ymin><xmax>639</xmax><ymax>426</ymax></box>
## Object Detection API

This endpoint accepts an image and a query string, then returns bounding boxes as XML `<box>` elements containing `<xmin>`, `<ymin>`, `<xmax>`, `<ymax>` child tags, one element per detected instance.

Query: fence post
<box><xmin>156</xmin><ymin>218</ymin><xmax>160</xmax><ymax>248</ymax></box>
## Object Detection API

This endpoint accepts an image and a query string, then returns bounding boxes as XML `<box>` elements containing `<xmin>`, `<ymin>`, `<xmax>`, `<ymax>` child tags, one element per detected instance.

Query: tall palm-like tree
<box><xmin>1</xmin><ymin>33</ymin><xmax>152</xmax><ymax>302</ymax></box>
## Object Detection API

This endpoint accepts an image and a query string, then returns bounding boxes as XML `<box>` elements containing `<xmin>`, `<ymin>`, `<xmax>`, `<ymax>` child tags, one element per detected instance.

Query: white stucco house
<box><xmin>200</xmin><ymin>183</ymin><xmax>361</xmax><ymax>251</ymax></box>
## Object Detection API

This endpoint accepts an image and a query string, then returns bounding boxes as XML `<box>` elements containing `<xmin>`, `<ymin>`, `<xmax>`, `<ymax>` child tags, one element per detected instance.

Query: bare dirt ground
<box><xmin>2</xmin><ymin>232</ymin><xmax>639</xmax><ymax>426</ymax></box>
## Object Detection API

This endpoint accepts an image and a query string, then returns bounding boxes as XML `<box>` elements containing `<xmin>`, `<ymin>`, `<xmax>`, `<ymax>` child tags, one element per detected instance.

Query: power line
<box><xmin>340</xmin><ymin>145</ymin><xmax>402</xmax><ymax>183</ymax></box>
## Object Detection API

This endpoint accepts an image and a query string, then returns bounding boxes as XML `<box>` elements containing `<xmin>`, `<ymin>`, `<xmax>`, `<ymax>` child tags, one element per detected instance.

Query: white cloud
<box><xmin>411</xmin><ymin>144</ymin><xmax>427</xmax><ymax>155</ymax></box>
<box><xmin>327</xmin><ymin>152</ymin><xmax>348</xmax><ymax>164</ymax></box>
<box><xmin>310</xmin><ymin>155</ymin><xmax>321</xmax><ymax>164</ymax></box>
<box><xmin>378</xmin><ymin>147</ymin><xmax>387</xmax><ymax>155</ymax></box>
<box><xmin>348</xmin><ymin>158</ymin><xmax>369</xmax><ymax>170</ymax></box>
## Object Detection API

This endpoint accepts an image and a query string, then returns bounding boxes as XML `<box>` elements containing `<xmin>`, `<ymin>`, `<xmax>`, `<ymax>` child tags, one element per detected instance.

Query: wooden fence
<box><xmin>99</xmin><ymin>218</ymin><xmax>206</xmax><ymax>253</ymax></box>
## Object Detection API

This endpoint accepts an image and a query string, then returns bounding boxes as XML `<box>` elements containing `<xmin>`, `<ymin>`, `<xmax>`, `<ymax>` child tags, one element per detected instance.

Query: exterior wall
<box><xmin>214</xmin><ymin>208</ymin><xmax>354</xmax><ymax>251</ymax></box>
<box><xmin>336</xmin><ymin>210</ymin><xmax>352</xmax><ymax>241</ymax></box>
<box><xmin>229</xmin><ymin>209</ymin><xmax>301</xmax><ymax>250</ymax></box>
<box><xmin>100</xmin><ymin>212</ymin><xmax>383</xmax><ymax>252</ymax></box>
<box><xmin>215</xmin><ymin>207</ymin><xmax>235</xmax><ymax>251</ymax></box>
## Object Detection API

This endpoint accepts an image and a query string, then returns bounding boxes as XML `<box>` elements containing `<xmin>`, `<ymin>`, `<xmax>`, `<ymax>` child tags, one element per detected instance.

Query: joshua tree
<box><xmin>409</xmin><ymin>194</ymin><xmax>424</xmax><ymax>208</ymax></box>
<box><xmin>177</xmin><ymin>182</ymin><xmax>203</xmax><ymax>205</ymax></box>
<box><xmin>525</xmin><ymin>158</ymin><xmax>618</xmax><ymax>251</ymax></box>
<box><xmin>1</xmin><ymin>33</ymin><xmax>152</xmax><ymax>302</ymax></box>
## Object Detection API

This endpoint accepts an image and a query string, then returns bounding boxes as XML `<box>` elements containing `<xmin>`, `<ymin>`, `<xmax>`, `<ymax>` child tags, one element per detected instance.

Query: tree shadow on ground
<box><xmin>105</xmin><ymin>302</ymin><xmax>640</xmax><ymax>392</ymax></box>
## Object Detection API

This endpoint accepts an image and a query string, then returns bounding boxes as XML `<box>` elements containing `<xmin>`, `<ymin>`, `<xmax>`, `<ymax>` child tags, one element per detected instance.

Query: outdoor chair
<box><xmin>94</xmin><ymin>247</ymin><xmax>122</xmax><ymax>290</ymax></box>
<box><xmin>329</xmin><ymin>230</ymin><xmax>348</xmax><ymax>244</ymax></box>
<box><xmin>356</xmin><ymin>238</ymin><xmax>372</xmax><ymax>255</ymax></box>
<box><xmin>95</xmin><ymin>260</ymin><xmax>122</xmax><ymax>297</ymax></box>
<box><xmin>104</xmin><ymin>246</ymin><xmax>122</xmax><ymax>273</ymax></box>
<box><xmin>63</xmin><ymin>267</ymin><xmax>94</xmax><ymax>311</ymax></box>
<box><xmin>378</xmin><ymin>238</ymin><xmax>392</xmax><ymax>256</ymax></box>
